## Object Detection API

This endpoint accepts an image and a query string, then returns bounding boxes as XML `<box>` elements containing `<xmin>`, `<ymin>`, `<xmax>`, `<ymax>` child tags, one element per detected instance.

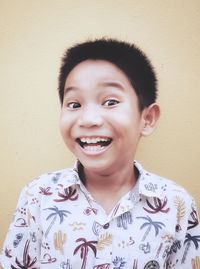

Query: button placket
<box><xmin>95</xmin><ymin>221</ymin><xmax>113</xmax><ymax>267</ymax></box>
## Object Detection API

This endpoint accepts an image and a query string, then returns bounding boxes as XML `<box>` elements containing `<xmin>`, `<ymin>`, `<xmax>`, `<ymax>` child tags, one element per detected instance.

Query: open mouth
<box><xmin>76</xmin><ymin>137</ymin><xmax>112</xmax><ymax>152</ymax></box>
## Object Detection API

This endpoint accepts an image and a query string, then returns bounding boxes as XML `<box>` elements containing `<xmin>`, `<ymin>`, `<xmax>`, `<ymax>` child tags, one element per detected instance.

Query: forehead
<box><xmin>64</xmin><ymin>59</ymin><xmax>132</xmax><ymax>89</ymax></box>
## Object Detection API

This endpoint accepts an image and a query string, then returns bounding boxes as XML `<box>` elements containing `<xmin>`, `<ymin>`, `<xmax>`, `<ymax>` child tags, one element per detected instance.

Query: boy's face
<box><xmin>60</xmin><ymin>60</ymin><xmax>146</xmax><ymax>175</ymax></box>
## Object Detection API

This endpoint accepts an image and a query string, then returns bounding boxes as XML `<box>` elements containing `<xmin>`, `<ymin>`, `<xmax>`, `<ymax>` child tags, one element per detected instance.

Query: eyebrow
<box><xmin>64</xmin><ymin>81</ymin><xmax>126</xmax><ymax>95</ymax></box>
<box><xmin>99</xmin><ymin>81</ymin><xmax>125</xmax><ymax>91</ymax></box>
<box><xmin>64</xmin><ymin>86</ymin><xmax>79</xmax><ymax>95</ymax></box>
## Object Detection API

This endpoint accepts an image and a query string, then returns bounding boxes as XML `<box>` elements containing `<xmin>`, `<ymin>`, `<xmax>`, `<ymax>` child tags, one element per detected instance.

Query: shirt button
<box><xmin>103</xmin><ymin>223</ymin><xmax>109</xmax><ymax>229</ymax></box>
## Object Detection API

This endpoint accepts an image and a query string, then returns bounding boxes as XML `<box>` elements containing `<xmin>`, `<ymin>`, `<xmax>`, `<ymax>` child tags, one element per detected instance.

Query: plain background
<box><xmin>0</xmin><ymin>0</ymin><xmax>200</xmax><ymax>248</ymax></box>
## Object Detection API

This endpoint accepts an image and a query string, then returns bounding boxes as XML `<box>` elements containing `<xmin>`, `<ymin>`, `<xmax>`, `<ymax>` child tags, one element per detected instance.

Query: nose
<box><xmin>77</xmin><ymin>104</ymin><xmax>103</xmax><ymax>127</ymax></box>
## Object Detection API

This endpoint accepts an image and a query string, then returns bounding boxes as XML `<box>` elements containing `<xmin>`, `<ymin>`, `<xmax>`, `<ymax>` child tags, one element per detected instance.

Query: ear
<box><xmin>141</xmin><ymin>103</ymin><xmax>160</xmax><ymax>136</ymax></box>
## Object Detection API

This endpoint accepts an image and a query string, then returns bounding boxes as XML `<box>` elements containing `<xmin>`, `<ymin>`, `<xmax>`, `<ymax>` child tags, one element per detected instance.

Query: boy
<box><xmin>0</xmin><ymin>38</ymin><xmax>200</xmax><ymax>269</ymax></box>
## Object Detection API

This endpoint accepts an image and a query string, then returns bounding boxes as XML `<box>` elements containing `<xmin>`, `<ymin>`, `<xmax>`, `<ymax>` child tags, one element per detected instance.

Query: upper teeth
<box><xmin>80</xmin><ymin>137</ymin><xmax>110</xmax><ymax>144</ymax></box>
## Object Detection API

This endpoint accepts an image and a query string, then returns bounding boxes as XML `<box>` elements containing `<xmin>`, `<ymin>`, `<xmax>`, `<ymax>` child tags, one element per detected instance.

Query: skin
<box><xmin>60</xmin><ymin>60</ymin><xmax>160</xmax><ymax>213</ymax></box>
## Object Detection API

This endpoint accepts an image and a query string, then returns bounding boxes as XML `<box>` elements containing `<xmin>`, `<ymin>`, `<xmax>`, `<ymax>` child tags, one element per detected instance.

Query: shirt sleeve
<box><xmin>0</xmin><ymin>184</ymin><xmax>41</xmax><ymax>269</ymax></box>
<box><xmin>167</xmin><ymin>197</ymin><xmax>200</xmax><ymax>269</ymax></box>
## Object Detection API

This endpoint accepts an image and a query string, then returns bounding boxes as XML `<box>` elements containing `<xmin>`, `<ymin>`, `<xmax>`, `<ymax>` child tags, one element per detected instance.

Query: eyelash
<box><xmin>67</xmin><ymin>102</ymin><xmax>81</xmax><ymax>109</ymax></box>
<box><xmin>65</xmin><ymin>99</ymin><xmax>119</xmax><ymax>109</ymax></box>
<box><xmin>102</xmin><ymin>99</ymin><xmax>120</xmax><ymax>106</ymax></box>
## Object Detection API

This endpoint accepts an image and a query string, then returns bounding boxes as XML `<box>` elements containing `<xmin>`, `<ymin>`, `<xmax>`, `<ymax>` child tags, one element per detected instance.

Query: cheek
<box><xmin>59</xmin><ymin>123</ymin><xmax>75</xmax><ymax>151</ymax></box>
<box><xmin>109</xmin><ymin>111</ymin><xmax>136</xmax><ymax>131</ymax></box>
<box><xmin>113</xmin><ymin>113</ymin><xmax>143</xmax><ymax>142</ymax></box>
<box><xmin>59</xmin><ymin>115</ymin><xmax>72</xmax><ymax>139</ymax></box>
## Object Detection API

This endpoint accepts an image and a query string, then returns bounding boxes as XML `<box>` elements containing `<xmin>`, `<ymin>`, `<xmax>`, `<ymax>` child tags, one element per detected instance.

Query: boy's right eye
<box><xmin>66</xmin><ymin>102</ymin><xmax>81</xmax><ymax>109</ymax></box>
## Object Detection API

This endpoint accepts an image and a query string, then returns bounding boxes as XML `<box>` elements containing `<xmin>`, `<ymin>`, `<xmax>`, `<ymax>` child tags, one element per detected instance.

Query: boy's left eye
<box><xmin>102</xmin><ymin>99</ymin><xmax>119</xmax><ymax>107</ymax></box>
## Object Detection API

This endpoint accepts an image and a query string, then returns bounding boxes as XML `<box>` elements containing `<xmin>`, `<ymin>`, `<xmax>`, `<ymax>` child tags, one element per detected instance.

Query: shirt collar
<box><xmin>134</xmin><ymin>160</ymin><xmax>164</xmax><ymax>200</ymax></box>
<box><xmin>57</xmin><ymin>160</ymin><xmax>92</xmax><ymax>197</ymax></box>
<box><xmin>58</xmin><ymin>160</ymin><xmax>164</xmax><ymax>200</ymax></box>
<box><xmin>57</xmin><ymin>161</ymin><xmax>81</xmax><ymax>187</ymax></box>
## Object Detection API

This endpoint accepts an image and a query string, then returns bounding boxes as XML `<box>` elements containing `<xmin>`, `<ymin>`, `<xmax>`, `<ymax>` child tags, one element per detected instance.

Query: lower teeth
<box><xmin>83</xmin><ymin>145</ymin><xmax>105</xmax><ymax>151</ymax></box>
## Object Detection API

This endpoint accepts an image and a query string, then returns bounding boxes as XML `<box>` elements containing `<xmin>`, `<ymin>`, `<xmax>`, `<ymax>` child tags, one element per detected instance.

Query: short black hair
<box><xmin>58</xmin><ymin>38</ymin><xmax>157</xmax><ymax>110</ymax></box>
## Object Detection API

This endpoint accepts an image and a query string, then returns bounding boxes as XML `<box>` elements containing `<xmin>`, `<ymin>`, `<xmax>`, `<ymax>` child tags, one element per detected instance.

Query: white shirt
<box><xmin>0</xmin><ymin>161</ymin><xmax>200</xmax><ymax>269</ymax></box>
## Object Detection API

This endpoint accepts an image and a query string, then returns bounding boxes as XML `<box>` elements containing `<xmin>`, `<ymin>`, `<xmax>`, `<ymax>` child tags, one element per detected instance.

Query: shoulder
<box><xmin>136</xmin><ymin>161</ymin><xmax>194</xmax><ymax>206</ymax></box>
<box><xmin>19</xmin><ymin>166</ymin><xmax>79</xmax><ymax>200</ymax></box>
<box><xmin>6</xmin><ymin>166</ymin><xmax>80</xmax><ymax>230</ymax></box>
<box><xmin>147</xmin><ymin>171</ymin><xmax>189</xmax><ymax>196</ymax></box>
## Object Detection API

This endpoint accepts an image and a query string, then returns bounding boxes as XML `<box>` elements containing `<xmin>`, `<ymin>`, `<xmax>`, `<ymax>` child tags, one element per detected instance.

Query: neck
<box><xmin>78</xmin><ymin>162</ymin><xmax>138</xmax><ymax>213</ymax></box>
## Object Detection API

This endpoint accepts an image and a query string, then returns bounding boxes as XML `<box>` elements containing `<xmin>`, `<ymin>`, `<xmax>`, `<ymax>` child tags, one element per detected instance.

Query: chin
<box><xmin>81</xmin><ymin>159</ymin><xmax>116</xmax><ymax>175</ymax></box>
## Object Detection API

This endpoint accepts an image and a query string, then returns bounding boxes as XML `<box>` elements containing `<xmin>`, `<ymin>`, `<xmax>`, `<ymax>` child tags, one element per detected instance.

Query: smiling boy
<box><xmin>0</xmin><ymin>38</ymin><xmax>200</xmax><ymax>269</ymax></box>
<box><xmin>60</xmin><ymin>59</ymin><xmax>159</xmax><ymax>214</ymax></box>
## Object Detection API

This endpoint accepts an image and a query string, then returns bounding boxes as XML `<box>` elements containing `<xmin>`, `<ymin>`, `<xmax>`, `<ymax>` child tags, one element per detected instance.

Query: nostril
<box><xmin>78</xmin><ymin>114</ymin><xmax>103</xmax><ymax>127</ymax></box>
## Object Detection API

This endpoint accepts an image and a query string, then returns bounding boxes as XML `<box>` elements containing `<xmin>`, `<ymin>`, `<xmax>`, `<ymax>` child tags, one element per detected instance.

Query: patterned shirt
<box><xmin>0</xmin><ymin>161</ymin><xmax>200</xmax><ymax>269</ymax></box>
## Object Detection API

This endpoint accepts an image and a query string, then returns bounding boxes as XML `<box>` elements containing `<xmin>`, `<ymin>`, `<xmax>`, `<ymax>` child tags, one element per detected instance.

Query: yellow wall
<box><xmin>0</xmin><ymin>0</ymin><xmax>200</xmax><ymax>248</ymax></box>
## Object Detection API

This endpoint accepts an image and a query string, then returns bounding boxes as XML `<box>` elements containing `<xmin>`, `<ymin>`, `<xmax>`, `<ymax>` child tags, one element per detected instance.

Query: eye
<box><xmin>103</xmin><ymin>99</ymin><xmax>119</xmax><ymax>107</ymax></box>
<box><xmin>67</xmin><ymin>102</ymin><xmax>81</xmax><ymax>109</ymax></box>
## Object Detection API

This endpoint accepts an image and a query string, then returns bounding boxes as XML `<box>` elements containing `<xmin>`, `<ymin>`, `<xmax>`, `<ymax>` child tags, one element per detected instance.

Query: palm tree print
<box><xmin>11</xmin><ymin>240</ymin><xmax>37</xmax><ymax>269</ymax></box>
<box><xmin>143</xmin><ymin>197</ymin><xmax>170</xmax><ymax>214</ymax></box>
<box><xmin>137</xmin><ymin>216</ymin><xmax>165</xmax><ymax>241</ymax></box>
<box><xmin>54</xmin><ymin>186</ymin><xmax>78</xmax><ymax>202</ymax></box>
<box><xmin>73</xmin><ymin>237</ymin><xmax>97</xmax><ymax>269</ymax></box>
<box><xmin>39</xmin><ymin>186</ymin><xmax>53</xmax><ymax>196</ymax></box>
<box><xmin>181</xmin><ymin>233</ymin><xmax>200</xmax><ymax>264</ymax></box>
<box><xmin>188</xmin><ymin>207</ymin><xmax>199</xmax><ymax>230</ymax></box>
<box><xmin>44</xmin><ymin>206</ymin><xmax>71</xmax><ymax>237</ymax></box>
